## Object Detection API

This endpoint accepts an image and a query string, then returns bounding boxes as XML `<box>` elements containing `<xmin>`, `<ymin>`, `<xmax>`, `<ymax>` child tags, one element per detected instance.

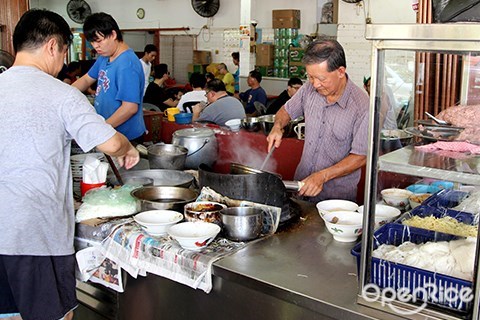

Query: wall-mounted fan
<box><xmin>67</xmin><ymin>0</ymin><xmax>92</xmax><ymax>24</ymax></box>
<box><xmin>0</xmin><ymin>50</ymin><xmax>14</xmax><ymax>74</ymax></box>
<box><xmin>191</xmin><ymin>0</ymin><xmax>220</xmax><ymax>18</ymax></box>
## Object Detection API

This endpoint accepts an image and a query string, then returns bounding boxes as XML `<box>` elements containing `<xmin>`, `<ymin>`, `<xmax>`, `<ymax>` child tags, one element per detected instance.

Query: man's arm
<box><xmin>298</xmin><ymin>154</ymin><xmax>366</xmax><ymax>197</ymax></box>
<box><xmin>105</xmin><ymin>101</ymin><xmax>139</xmax><ymax>128</ymax></box>
<box><xmin>96</xmin><ymin>132</ymin><xmax>140</xmax><ymax>170</ymax></box>
<box><xmin>72</xmin><ymin>73</ymin><xmax>96</xmax><ymax>93</ymax></box>
<box><xmin>266</xmin><ymin>106</ymin><xmax>291</xmax><ymax>151</ymax></box>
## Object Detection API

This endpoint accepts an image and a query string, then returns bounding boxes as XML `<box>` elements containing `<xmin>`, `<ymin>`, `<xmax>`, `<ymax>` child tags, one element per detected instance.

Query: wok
<box><xmin>198</xmin><ymin>163</ymin><xmax>301</xmax><ymax>224</ymax></box>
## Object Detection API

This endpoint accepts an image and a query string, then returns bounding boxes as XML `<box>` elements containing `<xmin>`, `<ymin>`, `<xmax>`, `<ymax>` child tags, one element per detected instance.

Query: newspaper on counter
<box><xmin>75</xmin><ymin>186</ymin><xmax>282</xmax><ymax>293</ymax></box>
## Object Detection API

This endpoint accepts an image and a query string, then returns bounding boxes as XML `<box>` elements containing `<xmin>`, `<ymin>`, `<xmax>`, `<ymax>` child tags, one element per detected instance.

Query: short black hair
<box><xmin>288</xmin><ymin>77</ymin><xmax>303</xmax><ymax>87</ymax></box>
<box><xmin>302</xmin><ymin>39</ymin><xmax>346</xmax><ymax>72</ymax></box>
<box><xmin>205</xmin><ymin>79</ymin><xmax>226</xmax><ymax>93</ymax></box>
<box><xmin>67</xmin><ymin>61</ymin><xmax>81</xmax><ymax>72</ymax></box>
<box><xmin>205</xmin><ymin>72</ymin><xmax>215</xmax><ymax>81</ymax></box>
<box><xmin>153</xmin><ymin>63</ymin><xmax>168</xmax><ymax>78</ymax></box>
<box><xmin>144</xmin><ymin>44</ymin><xmax>158</xmax><ymax>53</ymax></box>
<box><xmin>231</xmin><ymin>52</ymin><xmax>239</xmax><ymax>60</ymax></box>
<box><xmin>83</xmin><ymin>12</ymin><xmax>123</xmax><ymax>42</ymax></box>
<box><xmin>13</xmin><ymin>9</ymin><xmax>73</xmax><ymax>53</ymax></box>
<box><xmin>190</xmin><ymin>72</ymin><xmax>206</xmax><ymax>89</ymax></box>
<box><xmin>249</xmin><ymin>70</ymin><xmax>262</xmax><ymax>83</ymax></box>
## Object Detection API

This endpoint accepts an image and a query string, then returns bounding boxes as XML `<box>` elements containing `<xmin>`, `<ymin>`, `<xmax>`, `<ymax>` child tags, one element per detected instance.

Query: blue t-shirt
<box><xmin>89</xmin><ymin>49</ymin><xmax>146</xmax><ymax>140</ymax></box>
<box><xmin>233</xmin><ymin>68</ymin><xmax>239</xmax><ymax>92</ymax></box>
<box><xmin>239</xmin><ymin>87</ymin><xmax>268</xmax><ymax>114</ymax></box>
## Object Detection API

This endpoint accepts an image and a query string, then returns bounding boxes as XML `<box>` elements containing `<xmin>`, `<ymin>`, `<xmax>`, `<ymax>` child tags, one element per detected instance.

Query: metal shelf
<box><xmin>379</xmin><ymin>146</ymin><xmax>480</xmax><ymax>185</ymax></box>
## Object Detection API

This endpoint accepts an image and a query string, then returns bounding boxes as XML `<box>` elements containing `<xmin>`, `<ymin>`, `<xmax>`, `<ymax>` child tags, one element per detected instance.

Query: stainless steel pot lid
<box><xmin>173</xmin><ymin>127</ymin><xmax>214</xmax><ymax>138</ymax></box>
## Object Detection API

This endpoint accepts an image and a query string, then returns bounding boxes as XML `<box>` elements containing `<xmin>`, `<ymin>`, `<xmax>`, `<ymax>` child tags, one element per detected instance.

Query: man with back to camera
<box><xmin>239</xmin><ymin>70</ymin><xmax>268</xmax><ymax>115</ymax></box>
<box><xmin>139</xmin><ymin>44</ymin><xmax>158</xmax><ymax>96</ymax></box>
<box><xmin>73</xmin><ymin>12</ymin><xmax>146</xmax><ymax>144</ymax></box>
<box><xmin>0</xmin><ymin>9</ymin><xmax>139</xmax><ymax>320</ymax></box>
<box><xmin>267</xmin><ymin>40</ymin><xmax>369</xmax><ymax>202</ymax></box>
<box><xmin>192</xmin><ymin>79</ymin><xmax>246</xmax><ymax>126</ymax></box>
<box><xmin>177</xmin><ymin>72</ymin><xmax>207</xmax><ymax>113</ymax></box>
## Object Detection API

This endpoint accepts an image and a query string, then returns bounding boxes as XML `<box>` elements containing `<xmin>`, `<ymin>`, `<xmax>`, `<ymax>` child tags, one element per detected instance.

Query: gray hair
<box><xmin>302</xmin><ymin>39</ymin><xmax>346</xmax><ymax>72</ymax></box>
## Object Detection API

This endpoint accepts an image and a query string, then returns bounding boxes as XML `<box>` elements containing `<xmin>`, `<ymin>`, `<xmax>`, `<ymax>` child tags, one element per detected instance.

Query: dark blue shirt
<box><xmin>239</xmin><ymin>87</ymin><xmax>267</xmax><ymax>114</ymax></box>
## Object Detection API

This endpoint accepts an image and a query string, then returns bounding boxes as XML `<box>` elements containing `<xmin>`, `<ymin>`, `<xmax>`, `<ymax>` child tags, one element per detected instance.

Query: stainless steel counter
<box><xmin>116</xmin><ymin>200</ymin><xmax>405</xmax><ymax>320</ymax></box>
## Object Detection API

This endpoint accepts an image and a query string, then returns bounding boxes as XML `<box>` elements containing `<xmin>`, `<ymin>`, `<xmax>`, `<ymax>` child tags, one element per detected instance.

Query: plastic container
<box><xmin>80</xmin><ymin>181</ymin><xmax>105</xmax><ymax>197</ymax></box>
<box><xmin>422</xmin><ymin>189</ymin><xmax>469</xmax><ymax>209</ymax></box>
<box><xmin>351</xmin><ymin>223</ymin><xmax>472</xmax><ymax>313</ymax></box>
<box><xmin>174</xmin><ymin>113</ymin><xmax>193</xmax><ymax>124</ymax></box>
<box><xmin>406</xmin><ymin>184</ymin><xmax>441</xmax><ymax>194</ymax></box>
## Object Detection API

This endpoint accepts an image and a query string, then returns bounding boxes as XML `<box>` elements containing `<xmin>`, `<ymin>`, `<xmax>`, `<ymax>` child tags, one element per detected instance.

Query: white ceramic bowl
<box><xmin>408</xmin><ymin>193</ymin><xmax>431</xmax><ymax>209</ymax></box>
<box><xmin>225</xmin><ymin>119</ymin><xmax>241</xmax><ymax>132</ymax></box>
<box><xmin>168</xmin><ymin>221</ymin><xmax>221</xmax><ymax>251</ymax></box>
<box><xmin>357</xmin><ymin>204</ymin><xmax>401</xmax><ymax>229</ymax></box>
<box><xmin>381</xmin><ymin>188</ymin><xmax>413</xmax><ymax>209</ymax></box>
<box><xmin>316</xmin><ymin>199</ymin><xmax>359</xmax><ymax>218</ymax></box>
<box><xmin>323</xmin><ymin>211</ymin><xmax>363</xmax><ymax>242</ymax></box>
<box><xmin>134</xmin><ymin>210</ymin><xmax>183</xmax><ymax>236</ymax></box>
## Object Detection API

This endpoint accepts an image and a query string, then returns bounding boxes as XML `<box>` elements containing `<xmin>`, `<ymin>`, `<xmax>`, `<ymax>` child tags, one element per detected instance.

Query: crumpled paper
<box><xmin>83</xmin><ymin>155</ymin><xmax>109</xmax><ymax>184</ymax></box>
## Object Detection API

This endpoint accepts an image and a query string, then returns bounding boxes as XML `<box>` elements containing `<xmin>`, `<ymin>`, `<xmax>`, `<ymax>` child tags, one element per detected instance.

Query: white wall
<box><xmin>30</xmin><ymin>0</ymin><xmax>417</xmax><ymax>90</ymax></box>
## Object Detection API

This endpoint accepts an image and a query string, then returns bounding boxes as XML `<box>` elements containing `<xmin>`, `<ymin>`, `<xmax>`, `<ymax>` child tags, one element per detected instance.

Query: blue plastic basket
<box><xmin>351</xmin><ymin>223</ymin><xmax>473</xmax><ymax>313</ymax></box>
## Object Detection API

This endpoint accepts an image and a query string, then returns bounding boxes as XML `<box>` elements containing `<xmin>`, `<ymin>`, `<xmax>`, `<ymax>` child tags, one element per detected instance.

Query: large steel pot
<box><xmin>172</xmin><ymin>128</ymin><xmax>218</xmax><ymax>170</ymax></box>
<box><xmin>131</xmin><ymin>186</ymin><xmax>198</xmax><ymax>211</ymax></box>
<box><xmin>136</xmin><ymin>144</ymin><xmax>188</xmax><ymax>170</ymax></box>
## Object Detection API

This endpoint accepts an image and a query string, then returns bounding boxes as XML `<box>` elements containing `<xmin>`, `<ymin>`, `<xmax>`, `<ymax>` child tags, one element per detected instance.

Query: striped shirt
<box><xmin>285</xmin><ymin>76</ymin><xmax>369</xmax><ymax>202</ymax></box>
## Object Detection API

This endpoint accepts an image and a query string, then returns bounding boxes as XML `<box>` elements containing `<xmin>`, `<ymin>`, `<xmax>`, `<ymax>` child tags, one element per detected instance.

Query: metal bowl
<box><xmin>220</xmin><ymin>207</ymin><xmax>263</xmax><ymax>241</ymax></box>
<box><xmin>241</xmin><ymin>117</ymin><xmax>260</xmax><ymax>132</ymax></box>
<box><xmin>110</xmin><ymin>169</ymin><xmax>194</xmax><ymax>187</ymax></box>
<box><xmin>258</xmin><ymin>115</ymin><xmax>275</xmax><ymax>135</ymax></box>
<box><xmin>131</xmin><ymin>186</ymin><xmax>198</xmax><ymax>212</ymax></box>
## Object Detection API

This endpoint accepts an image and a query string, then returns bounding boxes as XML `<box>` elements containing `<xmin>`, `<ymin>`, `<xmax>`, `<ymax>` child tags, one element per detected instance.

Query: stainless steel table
<box><xmin>115</xmin><ymin>200</ymin><xmax>405</xmax><ymax>320</ymax></box>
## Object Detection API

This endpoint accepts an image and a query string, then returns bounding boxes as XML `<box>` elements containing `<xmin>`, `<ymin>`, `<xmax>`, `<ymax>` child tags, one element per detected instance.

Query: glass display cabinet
<box><xmin>358</xmin><ymin>24</ymin><xmax>480</xmax><ymax>320</ymax></box>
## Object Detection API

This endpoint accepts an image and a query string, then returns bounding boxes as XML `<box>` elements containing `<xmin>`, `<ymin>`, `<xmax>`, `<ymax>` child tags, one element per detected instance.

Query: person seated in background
<box><xmin>231</xmin><ymin>51</ymin><xmax>240</xmax><ymax>94</ymax></box>
<box><xmin>192</xmin><ymin>79</ymin><xmax>246</xmax><ymax>126</ymax></box>
<box><xmin>216</xmin><ymin>63</ymin><xmax>235</xmax><ymax>96</ymax></box>
<box><xmin>177</xmin><ymin>72</ymin><xmax>207</xmax><ymax>113</ymax></box>
<box><xmin>239</xmin><ymin>70</ymin><xmax>268</xmax><ymax>115</ymax></box>
<box><xmin>143</xmin><ymin>63</ymin><xmax>178</xmax><ymax>111</ymax></box>
<box><xmin>139</xmin><ymin>44</ymin><xmax>158</xmax><ymax>96</ymax></box>
<box><xmin>205</xmin><ymin>72</ymin><xmax>215</xmax><ymax>83</ymax></box>
<box><xmin>266</xmin><ymin>77</ymin><xmax>303</xmax><ymax>115</ymax></box>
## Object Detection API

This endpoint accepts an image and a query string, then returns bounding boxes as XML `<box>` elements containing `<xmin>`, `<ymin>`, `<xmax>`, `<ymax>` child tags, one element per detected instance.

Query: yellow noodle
<box><xmin>402</xmin><ymin>216</ymin><xmax>477</xmax><ymax>237</ymax></box>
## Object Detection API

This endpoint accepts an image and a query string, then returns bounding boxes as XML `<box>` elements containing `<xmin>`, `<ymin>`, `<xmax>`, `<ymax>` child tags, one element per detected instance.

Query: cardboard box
<box><xmin>318</xmin><ymin>0</ymin><xmax>338</xmax><ymax>24</ymax></box>
<box><xmin>193</xmin><ymin>50</ymin><xmax>211</xmax><ymax>65</ymax></box>
<box><xmin>256</xmin><ymin>44</ymin><xmax>275</xmax><ymax>66</ymax></box>
<box><xmin>289</xmin><ymin>48</ymin><xmax>305</xmax><ymax>63</ymax></box>
<box><xmin>289</xmin><ymin>64</ymin><xmax>307</xmax><ymax>79</ymax></box>
<box><xmin>255</xmin><ymin>65</ymin><xmax>274</xmax><ymax>77</ymax></box>
<box><xmin>272</xmin><ymin>10</ymin><xmax>301</xmax><ymax>29</ymax></box>
<box><xmin>187</xmin><ymin>64</ymin><xmax>205</xmax><ymax>74</ymax></box>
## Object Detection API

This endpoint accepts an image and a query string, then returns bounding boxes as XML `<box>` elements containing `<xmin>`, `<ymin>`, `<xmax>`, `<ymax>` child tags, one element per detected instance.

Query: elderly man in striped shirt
<box><xmin>267</xmin><ymin>40</ymin><xmax>369</xmax><ymax>203</ymax></box>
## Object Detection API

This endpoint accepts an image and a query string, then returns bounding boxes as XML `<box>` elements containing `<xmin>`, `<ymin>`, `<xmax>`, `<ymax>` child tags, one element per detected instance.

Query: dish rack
<box><xmin>352</xmin><ymin>223</ymin><xmax>473</xmax><ymax>313</ymax></box>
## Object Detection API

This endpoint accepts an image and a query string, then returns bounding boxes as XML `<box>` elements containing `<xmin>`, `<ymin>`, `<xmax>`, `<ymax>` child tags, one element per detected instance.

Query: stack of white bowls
<box><xmin>70</xmin><ymin>153</ymin><xmax>105</xmax><ymax>198</ymax></box>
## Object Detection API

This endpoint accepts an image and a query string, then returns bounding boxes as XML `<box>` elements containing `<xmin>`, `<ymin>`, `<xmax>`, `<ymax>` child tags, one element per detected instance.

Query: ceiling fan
<box><xmin>341</xmin><ymin>0</ymin><xmax>362</xmax><ymax>3</ymax></box>
<box><xmin>67</xmin><ymin>0</ymin><xmax>92</xmax><ymax>24</ymax></box>
<box><xmin>0</xmin><ymin>50</ymin><xmax>14</xmax><ymax>74</ymax></box>
<box><xmin>191</xmin><ymin>0</ymin><xmax>220</xmax><ymax>18</ymax></box>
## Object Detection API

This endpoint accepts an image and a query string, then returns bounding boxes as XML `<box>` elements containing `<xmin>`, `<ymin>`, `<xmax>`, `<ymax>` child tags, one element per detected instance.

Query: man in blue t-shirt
<box><xmin>73</xmin><ymin>12</ymin><xmax>146</xmax><ymax>143</ymax></box>
<box><xmin>239</xmin><ymin>70</ymin><xmax>268</xmax><ymax>115</ymax></box>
